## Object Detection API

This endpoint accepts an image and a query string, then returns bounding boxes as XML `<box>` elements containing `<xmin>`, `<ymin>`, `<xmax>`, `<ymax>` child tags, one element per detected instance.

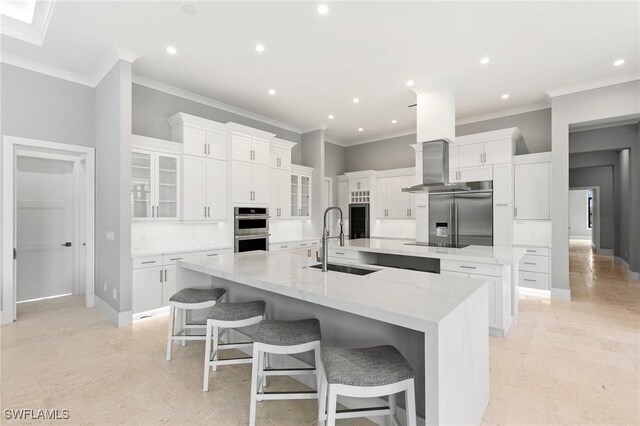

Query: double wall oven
<box><xmin>234</xmin><ymin>207</ymin><xmax>269</xmax><ymax>252</ymax></box>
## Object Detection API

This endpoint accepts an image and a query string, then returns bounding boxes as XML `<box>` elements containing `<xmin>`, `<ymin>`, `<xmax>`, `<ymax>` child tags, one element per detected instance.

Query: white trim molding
<box><xmin>94</xmin><ymin>296</ymin><xmax>133</xmax><ymax>328</ymax></box>
<box><xmin>546</xmin><ymin>74</ymin><xmax>640</xmax><ymax>98</ymax></box>
<box><xmin>455</xmin><ymin>102</ymin><xmax>551</xmax><ymax>126</ymax></box>
<box><xmin>0</xmin><ymin>0</ymin><xmax>55</xmax><ymax>46</ymax></box>
<box><xmin>551</xmin><ymin>288</ymin><xmax>571</xmax><ymax>301</ymax></box>
<box><xmin>347</xmin><ymin>129</ymin><xmax>416</xmax><ymax>147</ymax></box>
<box><xmin>518</xmin><ymin>287</ymin><xmax>551</xmax><ymax>299</ymax></box>
<box><xmin>133</xmin><ymin>75</ymin><xmax>304</xmax><ymax>134</ymax></box>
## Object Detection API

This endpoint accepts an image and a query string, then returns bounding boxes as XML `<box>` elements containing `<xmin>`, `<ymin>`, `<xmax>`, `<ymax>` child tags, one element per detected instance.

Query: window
<box><xmin>587</xmin><ymin>189</ymin><xmax>593</xmax><ymax>229</ymax></box>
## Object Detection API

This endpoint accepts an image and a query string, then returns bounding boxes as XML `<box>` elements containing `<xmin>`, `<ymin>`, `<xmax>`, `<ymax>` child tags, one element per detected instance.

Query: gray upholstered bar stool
<box><xmin>318</xmin><ymin>345</ymin><xmax>417</xmax><ymax>426</ymax></box>
<box><xmin>203</xmin><ymin>300</ymin><xmax>267</xmax><ymax>391</ymax></box>
<box><xmin>249</xmin><ymin>318</ymin><xmax>322</xmax><ymax>426</ymax></box>
<box><xmin>165</xmin><ymin>287</ymin><xmax>227</xmax><ymax>361</ymax></box>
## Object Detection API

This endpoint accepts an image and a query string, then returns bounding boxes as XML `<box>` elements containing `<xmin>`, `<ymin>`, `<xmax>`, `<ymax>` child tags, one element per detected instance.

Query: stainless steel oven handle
<box><xmin>235</xmin><ymin>233</ymin><xmax>270</xmax><ymax>240</ymax></box>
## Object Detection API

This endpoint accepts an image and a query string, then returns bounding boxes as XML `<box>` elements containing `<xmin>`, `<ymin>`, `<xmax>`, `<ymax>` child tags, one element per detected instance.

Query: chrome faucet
<box><xmin>317</xmin><ymin>207</ymin><xmax>345</xmax><ymax>272</ymax></box>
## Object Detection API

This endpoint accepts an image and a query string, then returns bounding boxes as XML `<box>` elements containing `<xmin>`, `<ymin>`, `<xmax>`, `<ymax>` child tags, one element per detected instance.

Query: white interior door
<box><xmin>16</xmin><ymin>157</ymin><xmax>75</xmax><ymax>302</ymax></box>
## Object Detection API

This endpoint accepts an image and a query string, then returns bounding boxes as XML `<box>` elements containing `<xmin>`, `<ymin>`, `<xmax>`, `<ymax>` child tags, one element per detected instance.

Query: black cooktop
<box><xmin>404</xmin><ymin>242</ymin><xmax>470</xmax><ymax>249</ymax></box>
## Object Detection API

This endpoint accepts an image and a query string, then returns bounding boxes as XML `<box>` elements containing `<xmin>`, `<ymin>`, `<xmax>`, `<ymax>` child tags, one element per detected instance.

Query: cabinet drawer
<box><xmin>272</xmin><ymin>243</ymin><xmax>295</xmax><ymax>251</ymax></box>
<box><xmin>133</xmin><ymin>256</ymin><xmax>163</xmax><ymax>269</ymax></box>
<box><xmin>519</xmin><ymin>271</ymin><xmax>549</xmax><ymax>290</ymax></box>
<box><xmin>328</xmin><ymin>248</ymin><xmax>359</xmax><ymax>261</ymax></box>
<box><xmin>162</xmin><ymin>253</ymin><xmax>190</xmax><ymax>266</ymax></box>
<box><xmin>519</xmin><ymin>255</ymin><xmax>548</xmax><ymax>273</ymax></box>
<box><xmin>520</xmin><ymin>247</ymin><xmax>549</xmax><ymax>257</ymax></box>
<box><xmin>441</xmin><ymin>260</ymin><xmax>500</xmax><ymax>277</ymax></box>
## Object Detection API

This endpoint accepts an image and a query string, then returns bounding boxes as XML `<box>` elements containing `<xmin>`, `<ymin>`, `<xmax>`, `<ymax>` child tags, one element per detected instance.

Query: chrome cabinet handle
<box><xmin>526</xmin><ymin>249</ymin><xmax>536</xmax><ymax>253</ymax></box>
<box><xmin>523</xmin><ymin>279</ymin><xmax>536</xmax><ymax>282</ymax></box>
<box><xmin>335</xmin><ymin>251</ymin><xmax>345</xmax><ymax>255</ymax></box>
<box><xmin>141</xmin><ymin>260</ymin><xmax>156</xmax><ymax>264</ymax></box>
<box><xmin>496</xmin><ymin>203</ymin><xmax>508</xmax><ymax>207</ymax></box>
<box><xmin>159</xmin><ymin>270</ymin><xmax>163</xmax><ymax>283</ymax></box>
<box><xmin>205</xmin><ymin>143</ymin><xmax>207</xmax><ymax>155</ymax></box>
<box><xmin>207</xmin><ymin>206</ymin><xmax>210</xmax><ymax>217</ymax></box>
<box><xmin>460</xmin><ymin>265</ymin><xmax>476</xmax><ymax>269</ymax></box>
<box><xmin>204</xmin><ymin>206</ymin><xmax>207</xmax><ymax>218</ymax></box>
<box><xmin>208</xmin><ymin>144</ymin><xmax>211</xmax><ymax>155</ymax></box>
<box><xmin>514</xmin><ymin>207</ymin><xmax>518</xmax><ymax>218</ymax></box>
<box><xmin>164</xmin><ymin>269</ymin><xmax>167</xmax><ymax>281</ymax></box>
<box><xmin>523</xmin><ymin>262</ymin><xmax>537</xmax><ymax>265</ymax></box>
<box><xmin>207</xmin><ymin>253</ymin><xmax>218</xmax><ymax>257</ymax></box>
<box><xmin>170</xmin><ymin>257</ymin><xmax>183</xmax><ymax>261</ymax></box>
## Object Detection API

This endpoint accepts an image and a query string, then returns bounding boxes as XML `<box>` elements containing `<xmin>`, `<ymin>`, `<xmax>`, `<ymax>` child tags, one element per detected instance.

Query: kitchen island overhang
<box><xmin>178</xmin><ymin>251</ymin><xmax>490</xmax><ymax>425</ymax></box>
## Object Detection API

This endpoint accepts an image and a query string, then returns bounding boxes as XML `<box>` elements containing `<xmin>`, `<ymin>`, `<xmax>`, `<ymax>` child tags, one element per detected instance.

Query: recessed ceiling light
<box><xmin>391</xmin><ymin>119</ymin><xmax>397</xmax><ymax>124</ymax></box>
<box><xmin>358</xmin><ymin>127</ymin><xmax>364</xmax><ymax>132</ymax></box>
<box><xmin>501</xmin><ymin>94</ymin><xmax>510</xmax><ymax>100</ymax></box>
<box><xmin>480</xmin><ymin>57</ymin><xmax>490</xmax><ymax>65</ymax></box>
<box><xmin>166</xmin><ymin>45</ymin><xmax>177</xmax><ymax>55</ymax></box>
<box><xmin>318</xmin><ymin>4</ymin><xmax>329</xmax><ymax>15</ymax></box>
<box><xmin>406</xmin><ymin>80</ymin><xmax>415</xmax><ymax>87</ymax></box>
<box><xmin>182</xmin><ymin>4</ymin><xmax>197</xmax><ymax>15</ymax></box>
<box><xmin>614</xmin><ymin>59</ymin><xmax>625</xmax><ymax>66</ymax></box>
<box><xmin>352</xmin><ymin>97</ymin><xmax>360</xmax><ymax>103</ymax></box>
<box><xmin>328</xmin><ymin>114</ymin><xmax>334</xmax><ymax>119</ymax></box>
<box><xmin>255</xmin><ymin>44</ymin><xmax>265</xmax><ymax>53</ymax></box>
<box><xmin>268</xmin><ymin>89</ymin><xmax>276</xmax><ymax>95</ymax></box>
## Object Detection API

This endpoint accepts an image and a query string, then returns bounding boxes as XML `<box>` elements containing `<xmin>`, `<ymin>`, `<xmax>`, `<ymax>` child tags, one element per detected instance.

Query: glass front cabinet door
<box><xmin>131</xmin><ymin>149</ymin><xmax>181</xmax><ymax>221</ymax></box>
<box><xmin>290</xmin><ymin>172</ymin><xmax>311</xmax><ymax>218</ymax></box>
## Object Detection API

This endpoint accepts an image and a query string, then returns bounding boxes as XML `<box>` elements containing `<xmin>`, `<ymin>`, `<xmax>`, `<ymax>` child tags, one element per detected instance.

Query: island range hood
<box><xmin>402</xmin><ymin>78</ymin><xmax>469</xmax><ymax>193</ymax></box>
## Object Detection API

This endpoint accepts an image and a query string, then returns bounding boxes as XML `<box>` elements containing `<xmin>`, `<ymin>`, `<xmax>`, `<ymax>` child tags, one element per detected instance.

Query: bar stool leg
<box><xmin>262</xmin><ymin>352</ymin><xmax>269</xmax><ymax>388</ymax></box>
<box><xmin>249</xmin><ymin>345</ymin><xmax>261</xmax><ymax>426</ymax></box>
<box><xmin>387</xmin><ymin>393</ymin><xmax>397</xmax><ymax>426</ymax></box>
<box><xmin>326</xmin><ymin>385</ymin><xmax>338</xmax><ymax>426</ymax></box>
<box><xmin>180</xmin><ymin>308</ymin><xmax>187</xmax><ymax>347</ymax></box>
<box><xmin>257</xmin><ymin>350</ymin><xmax>266</xmax><ymax>393</ymax></box>
<box><xmin>317</xmin><ymin>368</ymin><xmax>327</xmax><ymax>426</ymax></box>
<box><xmin>211</xmin><ymin>325</ymin><xmax>219</xmax><ymax>372</ymax></box>
<box><xmin>313</xmin><ymin>344</ymin><xmax>322</xmax><ymax>394</ymax></box>
<box><xmin>166</xmin><ymin>305</ymin><xmax>176</xmax><ymax>361</ymax></box>
<box><xmin>203</xmin><ymin>320</ymin><xmax>213</xmax><ymax>391</ymax></box>
<box><xmin>405</xmin><ymin>379</ymin><xmax>417</xmax><ymax>426</ymax></box>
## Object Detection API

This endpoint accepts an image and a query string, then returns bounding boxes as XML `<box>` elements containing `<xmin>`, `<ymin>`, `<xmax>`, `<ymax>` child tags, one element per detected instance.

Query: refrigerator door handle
<box><xmin>449</xmin><ymin>202</ymin><xmax>455</xmax><ymax>245</ymax></box>
<box><xmin>454</xmin><ymin>202</ymin><xmax>459</xmax><ymax>246</ymax></box>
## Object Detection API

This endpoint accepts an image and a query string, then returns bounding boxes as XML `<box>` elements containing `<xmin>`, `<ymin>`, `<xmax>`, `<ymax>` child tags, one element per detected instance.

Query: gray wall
<box><xmin>324</xmin><ymin>142</ymin><xmax>347</xmax><ymax>208</ymax></box>
<box><xmin>94</xmin><ymin>61</ymin><xmax>132</xmax><ymax>314</ymax></box>
<box><xmin>1</xmin><ymin>63</ymin><xmax>94</xmax><ymax>147</ymax></box>
<box><xmin>132</xmin><ymin>83</ymin><xmax>302</xmax><ymax>162</ymax></box>
<box><xmin>301</xmin><ymin>129</ymin><xmax>325</xmax><ymax>237</ymax></box>
<box><xmin>618</xmin><ymin>149</ymin><xmax>631</xmax><ymax>263</ymax></box>
<box><xmin>344</xmin><ymin>108</ymin><xmax>552</xmax><ymax>172</ymax></box>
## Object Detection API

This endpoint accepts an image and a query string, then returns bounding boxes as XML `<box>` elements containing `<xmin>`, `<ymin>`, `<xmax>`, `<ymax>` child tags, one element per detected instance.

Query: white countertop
<box><xmin>331</xmin><ymin>238</ymin><xmax>522</xmax><ymax>265</ymax></box>
<box><xmin>178</xmin><ymin>251</ymin><xmax>487</xmax><ymax>329</ymax></box>
<box><xmin>269</xmin><ymin>237</ymin><xmax>320</xmax><ymax>245</ymax></box>
<box><xmin>132</xmin><ymin>245</ymin><xmax>233</xmax><ymax>258</ymax></box>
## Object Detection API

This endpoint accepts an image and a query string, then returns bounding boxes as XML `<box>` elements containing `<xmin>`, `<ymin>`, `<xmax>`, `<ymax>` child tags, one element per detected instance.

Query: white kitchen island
<box><xmin>178</xmin><ymin>251</ymin><xmax>490</xmax><ymax>425</ymax></box>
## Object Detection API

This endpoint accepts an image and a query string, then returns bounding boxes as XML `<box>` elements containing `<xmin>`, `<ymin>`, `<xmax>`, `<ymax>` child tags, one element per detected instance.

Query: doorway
<box><xmin>569</xmin><ymin>188</ymin><xmax>593</xmax><ymax>242</ymax></box>
<box><xmin>2</xmin><ymin>136</ymin><xmax>95</xmax><ymax>324</ymax></box>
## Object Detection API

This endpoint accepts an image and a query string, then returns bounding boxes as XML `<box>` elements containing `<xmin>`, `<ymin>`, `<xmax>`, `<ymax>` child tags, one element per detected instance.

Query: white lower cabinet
<box><xmin>517</xmin><ymin>246</ymin><xmax>551</xmax><ymax>290</ymax></box>
<box><xmin>133</xmin><ymin>266</ymin><xmax>164</xmax><ymax>314</ymax></box>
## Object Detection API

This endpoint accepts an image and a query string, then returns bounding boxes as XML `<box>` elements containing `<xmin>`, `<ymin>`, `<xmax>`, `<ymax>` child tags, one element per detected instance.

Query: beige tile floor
<box><xmin>2</xmin><ymin>240</ymin><xmax>638</xmax><ymax>425</ymax></box>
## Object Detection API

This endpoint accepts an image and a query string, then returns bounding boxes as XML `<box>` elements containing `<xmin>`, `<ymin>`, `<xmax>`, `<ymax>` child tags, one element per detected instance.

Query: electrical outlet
<box><xmin>106</xmin><ymin>231</ymin><xmax>115</xmax><ymax>241</ymax></box>
<box><xmin>104</xmin><ymin>282</ymin><xmax>107</xmax><ymax>292</ymax></box>
<box><xmin>112</xmin><ymin>289</ymin><xmax>117</xmax><ymax>300</ymax></box>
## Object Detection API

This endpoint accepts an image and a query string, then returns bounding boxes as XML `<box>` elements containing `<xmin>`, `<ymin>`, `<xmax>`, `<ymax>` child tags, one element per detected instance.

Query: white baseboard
<box><xmin>227</xmin><ymin>329</ymin><xmax>425</xmax><ymax>426</ymax></box>
<box><xmin>0</xmin><ymin>309</ymin><xmax>10</xmax><ymax>325</ymax></box>
<box><xmin>630</xmin><ymin>270</ymin><xmax>640</xmax><ymax>281</ymax></box>
<box><xmin>614</xmin><ymin>257</ymin><xmax>639</xmax><ymax>281</ymax></box>
<box><xmin>518</xmin><ymin>287</ymin><xmax>551</xmax><ymax>298</ymax></box>
<box><xmin>595</xmin><ymin>248</ymin><xmax>613</xmax><ymax>255</ymax></box>
<box><xmin>133</xmin><ymin>306</ymin><xmax>169</xmax><ymax>322</ymax></box>
<box><xmin>94</xmin><ymin>296</ymin><xmax>133</xmax><ymax>328</ymax></box>
<box><xmin>570</xmin><ymin>236</ymin><xmax>591</xmax><ymax>240</ymax></box>
<box><xmin>550</xmin><ymin>288</ymin><xmax>571</xmax><ymax>301</ymax></box>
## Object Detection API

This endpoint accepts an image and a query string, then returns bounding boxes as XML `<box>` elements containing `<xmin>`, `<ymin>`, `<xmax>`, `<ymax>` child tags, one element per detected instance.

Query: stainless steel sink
<box><xmin>309</xmin><ymin>263</ymin><xmax>379</xmax><ymax>276</ymax></box>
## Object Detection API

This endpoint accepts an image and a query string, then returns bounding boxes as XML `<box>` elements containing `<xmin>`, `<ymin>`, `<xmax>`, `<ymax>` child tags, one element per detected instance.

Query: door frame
<box><xmin>2</xmin><ymin>136</ymin><xmax>95</xmax><ymax>324</ymax></box>
<box><xmin>569</xmin><ymin>186</ymin><xmax>600</xmax><ymax>251</ymax></box>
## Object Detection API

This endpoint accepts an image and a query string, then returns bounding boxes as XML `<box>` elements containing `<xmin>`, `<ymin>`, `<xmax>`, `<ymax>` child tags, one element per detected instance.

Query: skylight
<box><xmin>0</xmin><ymin>0</ymin><xmax>37</xmax><ymax>24</ymax></box>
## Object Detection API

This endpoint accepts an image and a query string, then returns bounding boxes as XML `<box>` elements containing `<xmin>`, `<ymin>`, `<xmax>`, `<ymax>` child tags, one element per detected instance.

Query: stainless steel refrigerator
<box><xmin>428</xmin><ymin>182</ymin><xmax>493</xmax><ymax>247</ymax></box>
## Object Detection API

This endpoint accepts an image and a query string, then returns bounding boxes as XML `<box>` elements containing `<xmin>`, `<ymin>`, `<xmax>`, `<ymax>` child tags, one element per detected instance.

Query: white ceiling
<box><xmin>2</xmin><ymin>1</ymin><xmax>639</xmax><ymax>144</ymax></box>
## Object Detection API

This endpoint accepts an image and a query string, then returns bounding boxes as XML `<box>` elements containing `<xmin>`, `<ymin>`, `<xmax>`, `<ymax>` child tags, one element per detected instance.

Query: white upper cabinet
<box><xmin>182</xmin><ymin>155</ymin><xmax>226</xmax><ymax>221</ymax></box>
<box><xmin>231</xmin><ymin>134</ymin><xmax>271</xmax><ymax>166</ymax></box>
<box><xmin>231</xmin><ymin>161</ymin><xmax>253</xmax><ymax>205</ymax></box>
<box><xmin>514</xmin><ymin>159</ymin><xmax>551</xmax><ymax>220</ymax></box>
<box><xmin>131</xmin><ymin>141</ymin><xmax>181</xmax><ymax>222</ymax></box>
<box><xmin>167</xmin><ymin>113</ymin><xmax>228</xmax><ymax>160</ymax></box>
<box><xmin>251</xmin><ymin>139</ymin><xmax>271</xmax><ymax>166</ymax></box>
<box><xmin>457</xmin><ymin>143</ymin><xmax>485</xmax><ymax>168</ymax></box>
<box><xmin>376</xmin><ymin>174</ymin><xmax>414</xmax><ymax>219</ymax></box>
<box><xmin>291</xmin><ymin>165</ymin><xmax>312</xmax><ymax>218</ymax></box>
<box><xmin>270</xmin><ymin>169</ymin><xmax>291</xmax><ymax>218</ymax></box>
<box><xmin>269</xmin><ymin>138</ymin><xmax>296</xmax><ymax>170</ymax></box>
<box><xmin>337</xmin><ymin>177</ymin><xmax>350</xmax><ymax>218</ymax></box>
<box><xmin>483</xmin><ymin>139</ymin><xmax>512</xmax><ymax>165</ymax></box>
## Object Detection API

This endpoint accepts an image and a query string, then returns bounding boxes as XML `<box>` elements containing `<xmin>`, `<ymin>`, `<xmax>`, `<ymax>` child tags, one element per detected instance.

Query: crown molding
<box><xmin>0</xmin><ymin>52</ymin><xmax>95</xmax><ymax>86</ymax></box>
<box><xmin>569</xmin><ymin>118</ymin><xmax>640</xmax><ymax>133</ymax></box>
<box><xmin>546</xmin><ymin>73</ymin><xmax>640</xmax><ymax>98</ymax></box>
<box><xmin>132</xmin><ymin>75</ymin><xmax>304</xmax><ymax>134</ymax></box>
<box><xmin>345</xmin><ymin>129</ymin><xmax>416</xmax><ymax>147</ymax></box>
<box><xmin>455</xmin><ymin>102</ymin><xmax>551</xmax><ymax>126</ymax></box>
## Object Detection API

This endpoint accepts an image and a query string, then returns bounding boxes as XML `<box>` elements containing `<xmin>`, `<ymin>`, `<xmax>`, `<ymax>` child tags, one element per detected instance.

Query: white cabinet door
<box><xmin>269</xmin><ymin>169</ymin><xmax>279</xmax><ymax>216</ymax></box>
<box><xmin>449</xmin><ymin>170</ymin><xmax>459</xmax><ymax>183</ymax></box>
<box><xmin>252</xmin><ymin>139</ymin><xmax>271</xmax><ymax>166</ymax></box>
<box><xmin>252</xmin><ymin>164</ymin><xmax>270</xmax><ymax>204</ymax></box>
<box><xmin>270</xmin><ymin>147</ymin><xmax>292</xmax><ymax>170</ymax></box>
<box><xmin>183</xmin><ymin>126</ymin><xmax>208</xmax><ymax>157</ymax></box>
<box><xmin>299</xmin><ymin>175</ymin><xmax>311</xmax><ymax>216</ymax></box>
<box><xmin>396</xmin><ymin>176</ymin><xmax>411</xmax><ymax>218</ymax></box>
<box><xmin>131</xmin><ymin>149</ymin><xmax>154</xmax><ymax>221</ymax></box>
<box><xmin>338</xmin><ymin>180</ymin><xmax>349</xmax><ymax>218</ymax></box>
<box><xmin>457</xmin><ymin>143</ymin><xmax>484</xmax><ymax>168</ymax></box>
<box><xmin>232</xmin><ymin>135</ymin><xmax>253</xmax><ymax>162</ymax></box>
<box><xmin>278</xmin><ymin>171</ymin><xmax>291</xmax><ymax>218</ymax></box>
<box><xmin>206</xmin><ymin>158</ymin><xmax>227</xmax><ymax>220</ymax></box>
<box><xmin>514</xmin><ymin>162</ymin><xmax>550</xmax><ymax>220</ymax></box>
<box><xmin>206</xmin><ymin>131</ymin><xmax>227</xmax><ymax>160</ymax></box>
<box><xmin>156</xmin><ymin>153</ymin><xmax>180</xmax><ymax>220</ymax></box>
<box><xmin>493</xmin><ymin>204</ymin><xmax>512</xmax><ymax>246</ymax></box>
<box><xmin>162</xmin><ymin>265</ymin><xmax>177</xmax><ymax>306</ymax></box>
<box><xmin>232</xmin><ymin>161</ymin><xmax>252</xmax><ymax>204</ymax></box>
<box><xmin>449</xmin><ymin>145</ymin><xmax>459</xmax><ymax>171</ymax></box>
<box><xmin>376</xmin><ymin>178</ymin><xmax>388</xmax><ymax>218</ymax></box>
<box><xmin>270</xmin><ymin>147</ymin><xmax>281</xmax><ymax>169</ymax></box>
<box><xmin>483</xmin><ymin>139</ymin><xmax>512</xmax><ymax>165</ymax></box>
<box><xmin>459</xmin><ymin>166</ymin><xmax>493</xmax><ymax>182</ymax></box>
<box><xmin>182</xmin><ymin>155</ymin><xmax>207</xmax><ymax>220</ymax></box>
<box><xmin>133</xmin><ymin>267</ymin><xmax>163</xmax><ymax>313</ymax></box>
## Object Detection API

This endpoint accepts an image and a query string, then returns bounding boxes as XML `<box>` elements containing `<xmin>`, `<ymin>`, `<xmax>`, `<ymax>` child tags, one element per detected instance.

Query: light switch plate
<box><xmin>112</xmin><ymin>289</ymin><xmax>117</xmax><ymax>300</ymax></box>
<box><xmin>106</xmin><ymin>231</ymin><xmax>115</xmax><ymax>240</ymax></box>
